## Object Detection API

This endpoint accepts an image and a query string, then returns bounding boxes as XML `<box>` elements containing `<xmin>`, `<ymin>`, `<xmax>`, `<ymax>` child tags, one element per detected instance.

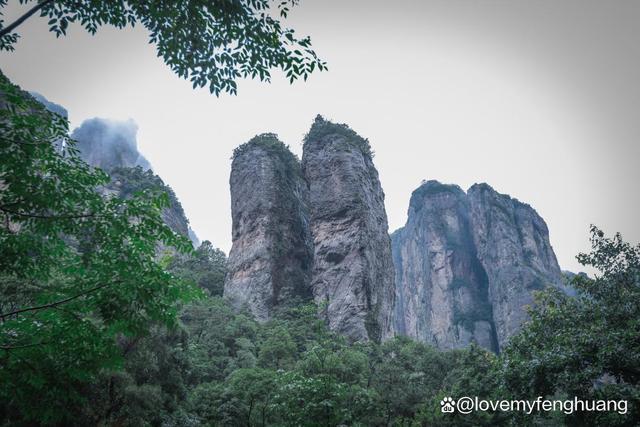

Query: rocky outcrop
<box><xmin>72</xmin><ymin>118</ymin><xmax>151</xmax><ymax>171</ymax></box>
<box><xmin>392</xmin><ymin>182</ymin><xmax>497</xmax><ymax>351</ymax></box>
<box><xmin>467</xmin><ymin>183</ymin><xmax>564</xmax><ymax>349</ymax></box>
<box><xmin>224</xmin><ymin>134</ymin><xmax>314</xmax><ymax>322</ymax></box>
<box><xmin>105</xmin><ymin>166</ymin><xmax>192</xmax><ymax>239</ymax></box>
<box><xmin>27</xmin><ymin>90</ymin><xmax>197</xmax><ymax>245</ymax></box>
<box><xmin>29</xmin><ymin>92</ymin><xmax>68</xmax><ymax>119</ymax></box>
<box><xmin>393</xmin><ymin>181</ymin><xmax>564</xmax><ymax>352</ymax></box>
<box><xmin>302</xmin><ymin>117</ymin><xmax>395</xmax><ymax>342</ymax></box>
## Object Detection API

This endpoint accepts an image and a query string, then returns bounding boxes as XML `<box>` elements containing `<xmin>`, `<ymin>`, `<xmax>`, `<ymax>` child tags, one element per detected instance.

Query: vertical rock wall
<box><xmin>224</xmin><ymin>134</ymin><xmax>313</xmax><ymax>321</ymax></box>
<box><xmin>393</xmin><ymin>180</ymin><xmax>564</xmax><ymax>352</ymax></box>
<box><xmin>224</xmin><ymin>119</ymin><xmax>566</xmax><ymax>350</ymax></box>
<box><xmin>467</xmin><ymin>183</ymin><xmax>564</xmax><ymax>349</ymax></box>
<box><xmin>392</xmin><ymin>181</ymin><xmax>497</xmax><ymax>351</ymax></box>
<box><xmin>302</xmin><ymin>117</ymin><xmax>395</xmax><ymax>342</ymax></box>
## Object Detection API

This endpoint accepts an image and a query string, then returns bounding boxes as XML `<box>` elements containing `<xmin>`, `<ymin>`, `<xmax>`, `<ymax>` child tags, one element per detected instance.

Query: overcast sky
<box><xmin>1</xmin><ymin>0</ymin><xmax>639</xmax><ymax>273</ymax></box>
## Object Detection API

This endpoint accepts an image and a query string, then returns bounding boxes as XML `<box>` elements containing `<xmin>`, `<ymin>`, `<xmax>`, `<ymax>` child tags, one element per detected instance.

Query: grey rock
<box><xmin>467</xmin><ymin>183</ymin><xmax>564</xmax><ymax>349</ymax></box>
<box><xmin>224</xmin><ymin>134</ymin><xmax>314</xmax><ymax>322</ymax></box>
<box><xmin>105</xmin><ymin>167</ymin><xmax>192</xmax><ymax>240</ymax></box>
<box><xmin>29</xmin><ymin>92</ymin><xmax>68</xmax><ymax>118</ymax></box>
<box><xmin>392</xmin><ymin>181</ymin><xmax>498</xmax><ymax>351</ymax></box>
<box><xmin>72</xmin><ymin>118</ymin><xmax>151</xmax><ymax>172</ymax></box>
<box><xmin>188</xmin><ymin>227</ymin><xmax>201</xmax><ymax>248</ymax></box>
<box><xmin>23</xmin><ymin>86</ymin><xmax>193</xmax><ymax>247</ymax></box>
<box><xmin>393</xmin><ymin>180</ymin><xmax>565</xmax><ymax>352</ymax></box>
<box><xmin>302</xmin><ymin>117</ymin><xmax>395</xmax><ymax>342</ymax></box>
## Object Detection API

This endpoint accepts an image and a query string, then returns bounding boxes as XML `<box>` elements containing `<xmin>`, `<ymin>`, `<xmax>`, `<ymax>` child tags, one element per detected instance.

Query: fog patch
<box><xmin>71</xmin><ymin>118</ymin><xmax>151</xmax><ymax>171</ymax></box>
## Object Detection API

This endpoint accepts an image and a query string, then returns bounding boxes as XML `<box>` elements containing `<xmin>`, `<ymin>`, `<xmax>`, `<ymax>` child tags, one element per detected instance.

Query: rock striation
<box><xmin>224</xmin><ymin>118</ymin><xmax>566</xmax><ymax>349</ymax></box>
<box><xmin>302</xmin><ymin>117</ymin><xmax>396</xmax><ymax>342</ymax></box>
<box><xmin>393</xmin><ymin>181</ymin><xmax>564</xmax><ymax>352</ymax></box>
<box><xmin>224</xmin><ymin>118</ymin><xmax>395</xmax><ymax>342</ymax></box>
<box><xmin>466</xmin><ymin>183</ymin><xmax>564</xmax><ymax>349</ymax></box>
<box><xmin>392</xmin><ymin>182</ymin><xmax>497</xmax><ymax>351</ymax></box>
<box><xmin>224</xmin><ymin>134</ymin><xmax>314</xmax><ymax>322</ymax></box>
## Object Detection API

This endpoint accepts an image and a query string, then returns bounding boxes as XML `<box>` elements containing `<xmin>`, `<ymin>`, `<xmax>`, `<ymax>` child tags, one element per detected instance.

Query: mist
<box><xmin>71</xmin><ymin>117</ymin><xmax>151</xmax><ymax>172</ymax></box>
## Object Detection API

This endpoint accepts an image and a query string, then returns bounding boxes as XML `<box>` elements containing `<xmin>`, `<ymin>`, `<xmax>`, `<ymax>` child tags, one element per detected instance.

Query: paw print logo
<box><xmin>440</xmin><ymin>396</ymin><xmax>455</xmax><ymax>413</ymax></box>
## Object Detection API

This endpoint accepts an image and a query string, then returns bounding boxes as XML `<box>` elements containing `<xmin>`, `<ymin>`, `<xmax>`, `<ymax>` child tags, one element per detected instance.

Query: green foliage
<box><xmin>4</xmin><ymin>225</ymin><xmax>637</xmax><ymax>425</ymax></box>
<box><xmin>304</xmin><ymin>115</ymin><xmax>374</xmax><ymax>158</ymax></box>
<box><xmin>232</xmin><ymin>132</ymin><xmax>303</xmax><ymax>179</ymax></box>
<box><xmin>2</xmin><ymin>57</ymin><xmax>637</xmax><ymax>425</ymax></box>
<box><xmin>418</xmin><ymin>344</ymin><xmax>508</xmax><ymax>426</ymax></box>
<box><xmin>170</xmin><ymin>241</ymin><xmax>227</xmax><ymax>296</ymax></box>
<box><xmin>258</xmin><ymin>325</ymin><xmax>297</xmax><ymax>369</ymax></box>
<box><xmin>0</xmin><ymin>0</ymin><xmax>326</xmax><ymax>95</ymax></box>
<box><xmin>0</xmin><ymin>73</ymin><xmax>199</xmax><ymax>424</ymax></box>
<box><xmin>502</xmin><ymin>226</ymin><xmax>640</xmax><ymax>425</ymax></box>
<box><xmin>109</xmin><ymin>166</ymin><xmax>193</xmax><ymax>237</ymax></box>
<box><xmin>109</xmin><ymin>166</ymin><xmax>184</xmax><ymax>216</ymax></box>
<box><xmin>413</xmin><ymin>181</ymin><xmax>464</xmax><ymax>200</ymax></box>
<box><xmin>369</xmin><ymin>336</ymin><xmax>454</xmax><ymax>424</ymax></box>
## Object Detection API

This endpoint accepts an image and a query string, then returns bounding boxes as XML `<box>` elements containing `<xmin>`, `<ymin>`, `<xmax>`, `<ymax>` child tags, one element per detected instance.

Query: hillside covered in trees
<box><xmin>1</xmin><ymin>78</ymin><xmax>638</xmax><ymax>425</ymax></box>
<box><xmin>1</xmin><ymin>1</ymin><xmax>638</xmax><ymax>425</ymax></box>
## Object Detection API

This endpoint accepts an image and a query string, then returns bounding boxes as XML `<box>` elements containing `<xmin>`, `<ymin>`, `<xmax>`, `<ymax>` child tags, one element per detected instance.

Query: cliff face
<box><xmin>224</xmin><ymin>134</ymin><xmax>314</xmax><ymax>322</ymax></box>
<box><xmin>467</xmin><ymin>183</ymin><xmax>564</xmax><ymax>349</ymax></box>
<box><xmin>393</xmin><ymin>181</ymin><xmax>563</xmax><ymax>352</ymax></box>
<box><xmin>72</xmin><ymin>118</ymin><xmax>151</xmax><ymax>171</ymax></box>
<box><xmin>224</xmin><ymin>119</ymin><xmax>564</xmax><ymax>349</ymax></box>
<box><xmin>29</xmin><ymin>92</ymin><xmax>68</xmax><ymax>119</ymax></box>
<box><xmin>225</xmin><ymin>118</ymin><xmax>395</xmax><ymax>342</ymax></box>
<box><xmin>30</xmin><ymin>93</ymin><xmax>194</xmax><ymax>243</ymax></box>
<box><xmin>392</xmin><ymin>182</ymin><xmax>497</xmax><ymax>351</ymax></box>
<box><xmin>302</xmin><ymin>118</ymin><xmax>395</xmax><ymax>342</ymax></box>
<box><xmin>105</xmin><ymin>167</ymin><xmax>192</xmax><ymax>239</ymax></box>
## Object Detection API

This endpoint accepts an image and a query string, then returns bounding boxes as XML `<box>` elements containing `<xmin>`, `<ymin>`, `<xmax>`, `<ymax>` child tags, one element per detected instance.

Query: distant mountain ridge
<box><xmin>33</xmin><ymin>93</ymin><xmax>198</xmax><ymax>247</ymax></box>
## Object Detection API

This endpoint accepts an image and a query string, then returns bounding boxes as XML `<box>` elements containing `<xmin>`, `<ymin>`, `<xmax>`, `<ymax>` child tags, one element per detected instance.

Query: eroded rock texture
<box><xmin>392</xmin><ymin>181</ymin><xmax>497</xmax><ymax>351</ymax></box>
<box><xmin>224</xmin><ymin>134</ymin><xmax>314</xmax><ymax>322</ymax></box>
<box><xmin>393</xmin><ymin>181</ymin><xmax>564</xmax><ymax>352</ymax></box>
<box><xmin>302</xmin><ymin>117</ymin><xmax>395</xmax><ymax>342</ymax></box>
<box><xmin>467</xmin><ymin>183</ymin><xmax>564</xmax><ymax>349</ymax></box>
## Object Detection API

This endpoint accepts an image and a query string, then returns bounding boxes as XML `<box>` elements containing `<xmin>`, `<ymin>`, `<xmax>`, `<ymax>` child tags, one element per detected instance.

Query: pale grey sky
<box><xmin>1</xmin><ymin>0</ymin><xmax>639</xmax><ymax>273</ymax></box>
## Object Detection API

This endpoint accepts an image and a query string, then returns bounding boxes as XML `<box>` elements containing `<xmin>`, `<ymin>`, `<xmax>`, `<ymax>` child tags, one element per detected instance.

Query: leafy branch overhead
<box><xmin>0</xmin><ymin>0</ymin><xmax>327</xmax><ymax>95</ymax></box>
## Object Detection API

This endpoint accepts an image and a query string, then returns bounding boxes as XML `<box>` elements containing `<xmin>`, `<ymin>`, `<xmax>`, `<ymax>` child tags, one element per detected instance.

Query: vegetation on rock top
<box><xmin>304</xmin><ymin>115</ymin><xmax>373</xmax><ymax>159</ymax></box>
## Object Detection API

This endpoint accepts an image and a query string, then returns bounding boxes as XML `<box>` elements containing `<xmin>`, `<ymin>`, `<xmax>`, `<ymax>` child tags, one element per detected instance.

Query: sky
<box><xmin>1</xmin><ymin>0</ymin><xmax>639</xmax><ymax>274</ymax></box>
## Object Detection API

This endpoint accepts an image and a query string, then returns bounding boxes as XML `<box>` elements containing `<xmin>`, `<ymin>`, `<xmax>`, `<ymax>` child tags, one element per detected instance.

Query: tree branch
<box><xmin>0</xmin><ymin>282</ymin><xmax>111</xmax><ymax>318</ymax></box>
<box><xmin>0</xmin><ymin>0</ymin><xmax>55</xmax><ymax>39</ymax></box>
<box><xmin>0</xmin><ymin>205</ymin><xmax>96</xmax><ymax>220</ymax></box>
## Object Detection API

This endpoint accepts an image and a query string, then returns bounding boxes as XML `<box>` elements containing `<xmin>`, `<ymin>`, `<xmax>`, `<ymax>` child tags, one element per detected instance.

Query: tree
<box><xmin>258</xmin><ymin>324</ymin><xmax>296</xmax><ymax>370</ymax></box>
<box><xmin>224</xmin><ymin>368</ymin><xmax>277</xmax><ymax>426</ymax></box>
<box><xmin>170</xmin><ymin>240</ymin><xmax>227</xmax><ymax>296</ymax></box>
<box><xmin>0</xmin><ymin>0</ymin><xmax>326</xmax><ymax>95</ymax></box>
<box><xmin>369</xmin><ymin>336</ymin><xmax>452</xmax><ymax>424</ymax></box>
<box><xmin>270</xmin><ymin>370</ymin><xmax>356</xmax><ymax>427</ymax></box>
<box><xmin>0</xmin><ymin>72</ymin><xmax>200</xmax><ymax>424</ymax></box>
<box><xmin>502</xmin><ymin>226</ymin><xmax>640</xmax><ymax>426</ymax></box>
<box><xmin>417</xmin><ymin>344</ymin><xmax>510</xmax><ymax>427</ymax></box>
